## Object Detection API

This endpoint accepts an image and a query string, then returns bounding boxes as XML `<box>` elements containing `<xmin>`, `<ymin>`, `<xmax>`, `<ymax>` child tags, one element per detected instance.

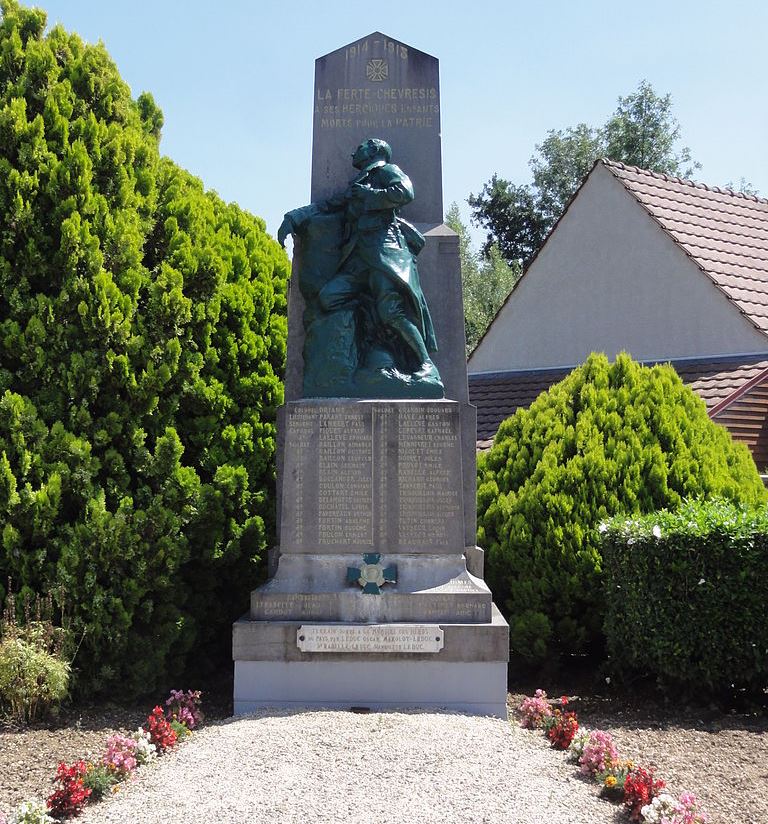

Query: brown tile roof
<box><xmin>678</xmin><ymin>357</ymin><xmax>768</xmax><ymax>410</ymax></box>
<box><xmin>470</xmin><ymin>367</ymin><xmax>570</xmax><ymax>443</ymax></box>
<box><xmin>470</xmin><ymin>355</ymin><xmax>768</xmax><ymax>445</ymax></box>
<box><xmin>603</xmin><ymin>161</ymin><xmax>768</xmax><ymax>334</ymax></box>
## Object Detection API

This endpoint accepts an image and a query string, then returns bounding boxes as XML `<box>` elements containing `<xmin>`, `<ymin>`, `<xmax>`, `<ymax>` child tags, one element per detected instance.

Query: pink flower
<box><xmin>103</xmin><ymin>734</ymin><xmax>139</xmax><ymax>776</ymax></box>
<box><xmin>165</xmin><ymin>688</ymin><xmax>204</xmax><ymax>729</ymax></box>
<box><xmin>677</xmin><ymin>791</ymin><xmax>708</xmax><ymax>824</ymax></box>
<box><xmin>519</xmin><ymin>689</ymin><xmax>552</xmax><ymax>729</ymax></box>
<box><xmin>579</xmin><ymin>730</ymin><xmax>619</xmax><ymax>776</ymax></box>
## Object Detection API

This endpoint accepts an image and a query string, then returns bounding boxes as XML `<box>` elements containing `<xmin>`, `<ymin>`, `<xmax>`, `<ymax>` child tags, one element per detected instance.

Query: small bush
<box><xmin>542</xmin><ymin>698</ymin><xmax>579</xmax><ymax>749</ymax></box>
<box><xmin>144</xmin><ymin>705</ymin><xmax>176</xmax><ymax>752</ymax></box>
<box><xmin>130</xmin><ymin>728</ymin><xmax>157</xmax><ymax>764</ymax></box>
<box><xmin>623</xmin><ymin>766</ymin><xmax>665</xmax><ymax>820</ymax></box>
<box><xmin>102</xmin><ymin>734</ymin><xmax>139</xmax><ymax>777</ymax></box>
<box><xmin>81</xmin><ymin>764</ymin><xmax>116</xmax><ymax>801</ymax></box>
<box><xmin>46</xmin><ymin>761</ymin><xmax>91</xmax><ymax>818</ymax></box>
<box><xmin>477</xmin><ymin>352</ymin><xmax>767</xmax><ymax>661</ymax></box>
<box><xmin>518</xmin><ymin>688</ymin><xmax>552</xmax><ymax>728</ymax></box>
<box><xmin>169</xmin><ymin>719</ymin><xmax>191</xmax><ymax>740</ymax></box>
<box><xmin>165</xmin><ymin>688</ymin><xmax>203</xmax><ymax>729</ymax></box>
<box><xmin>602</xmin><ymin>498</ymin><xmax>768</xmax><ymax>695</ymax></box>
<box><xmin>578</xmin><ymin>730</ymin><xmax>619</xmax><ymax>777</ymax></box>
<box><xmin>0</xmin><ymin>584</ymin><xmax>72</xmax><ymax>722</ymax></box>
<box><xmin>0</xmin><ymin>638</ymin><xmax>69</xmax><ymax>723</ymax></box>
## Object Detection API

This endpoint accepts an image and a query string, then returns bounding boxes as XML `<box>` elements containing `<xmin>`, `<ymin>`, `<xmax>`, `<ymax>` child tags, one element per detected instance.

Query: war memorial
<box><xmin>232</xmin><ymin>32</ymin><xmax>509</xmax><ymax>717</ymax></box>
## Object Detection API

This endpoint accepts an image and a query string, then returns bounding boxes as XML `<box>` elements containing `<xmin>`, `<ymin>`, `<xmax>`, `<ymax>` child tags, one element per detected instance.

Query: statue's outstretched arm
<box><xmin>277</xmin><ymin>204</ymin><xmax>322</xmax><ymax>247</ymax></box>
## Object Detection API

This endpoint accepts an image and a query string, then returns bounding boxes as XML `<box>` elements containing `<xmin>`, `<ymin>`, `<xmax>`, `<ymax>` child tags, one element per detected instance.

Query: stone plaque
<box><xmin>252</xmin><ymin>590</ymin><xmax>490</xmax><ymax>623</ymax></box>
<box><xmin>280</xmin><ymin>400</ymin><xmax>464</xmax><ymax>553</ymax></box>
<box><xmin>395</xmin><ymin>403</ymin><xmax>461</xmax><ymax>547</ymax></box>
<box><xmin>297</xmin><ymin>624</ymin><xmax>444</xmax><ymax>653</ymax></box>
<box><xmin>311</xmin><ymin>32</ymin><xmax>442</xmax><ymax>224</ymax></box>
<box><xmin>282</xmin><ymin>402</ymin><xmax>374</xmax><ymax>550</ymax></box>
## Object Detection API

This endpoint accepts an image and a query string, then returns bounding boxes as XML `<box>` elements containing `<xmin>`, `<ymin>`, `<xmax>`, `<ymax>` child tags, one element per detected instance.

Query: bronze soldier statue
<box><xmin>279</xmin><ymin>139</ymin><xmax>443</xmax><ymax>399</ymax></box>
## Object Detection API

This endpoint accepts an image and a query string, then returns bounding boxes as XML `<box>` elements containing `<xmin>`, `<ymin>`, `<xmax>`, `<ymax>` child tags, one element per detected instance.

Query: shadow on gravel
<box><xmin>208</xmin><ymin>705</ymin><xmax>504</xmax><ymax>726</ymax></box>
<box><xmin>0</xmin><ymin>706</ymin><xmax>147</xmax><ymax>736</ymax></box>
<box><xmin>507</xmin><ymin>657</ymin><xmax>767</xmax><ymax>736</ymax></box>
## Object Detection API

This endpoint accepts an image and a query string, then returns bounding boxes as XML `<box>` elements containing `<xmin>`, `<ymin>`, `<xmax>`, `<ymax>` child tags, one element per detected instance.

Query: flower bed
<box><xmin>517</xmin><ymin>690</ymin><xmax>708</xmax><ymax>824</ymax></box>
<box><xmin>1</xmin><ymin>689</ymin><xmax>203</xmax><ymax>822</ymax></box>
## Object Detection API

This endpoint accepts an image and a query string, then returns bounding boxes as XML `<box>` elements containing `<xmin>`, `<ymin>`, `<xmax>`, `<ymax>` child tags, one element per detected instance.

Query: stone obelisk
<box><xmin>233</xmin><ymin>32</ymin><xmax>509</xmax><ymax>716</ymax></box>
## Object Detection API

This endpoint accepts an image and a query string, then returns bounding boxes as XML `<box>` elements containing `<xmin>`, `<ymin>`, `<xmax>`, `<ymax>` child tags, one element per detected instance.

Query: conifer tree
<box><xmin>477</xmin><ymin>353</ymin><xmax>767</xmax><ymax>663</ymax></box>
<box><xmin>0</xmin><ymin>0</ymin><xmax>288</xmax><ymax>695</ymax></box>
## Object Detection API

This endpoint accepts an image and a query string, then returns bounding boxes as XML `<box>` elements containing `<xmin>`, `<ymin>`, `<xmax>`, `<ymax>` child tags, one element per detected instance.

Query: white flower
<box><xmin>7</xmin><ymin>799</ymin><xmax>56</xmax><ymax>824</ymax></box>
<box><xmin>697</xmin><ymin>578</ymin><xmax>706</xmax><ymax>585</ymax></box>
<box><xmin>640</xmin><ymin>802</ymin><xmax>656</xmax><ymax>823</ymax></box>
<box><xmin>640</xmin><ymin>794</ymin><xmax>680</xmax><ymax>823</ymax></box>
<box><xmin>131</xmin><ymin>727</ymin><xmax>158</xmax><ymax>764</ymax></box>
<box><xmin>652</xmin><ymin>525</ymin><xmax>661</xmax><ymax>539</ymax></box>
<box><xmin>598</xmin><ymin>523</ymin><xmax>608</xmax><ymax>534</ymax></box>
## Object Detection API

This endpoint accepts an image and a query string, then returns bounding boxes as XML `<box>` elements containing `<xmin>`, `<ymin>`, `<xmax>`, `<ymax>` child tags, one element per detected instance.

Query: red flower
<box><xmin>145</xmin><ymin>705</ymin><xmax>178</xmax><ymax>753</ymax></box>
<box><xmin>544</xmin><ymin>708</ymin><xmax>579</xmax><ymax>749</ymax></box>
<box><xmin>47</xmin><ymin>761</ymin><xmax>92</xmax><ymax>818</ymax></box>
<box><xmin>623</xmin><ymin>766</ymin><xmax>665</xmax><ymax>820</ymax></box>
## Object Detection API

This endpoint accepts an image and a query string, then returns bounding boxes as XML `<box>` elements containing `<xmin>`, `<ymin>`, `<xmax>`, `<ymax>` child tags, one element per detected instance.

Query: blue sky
<box><xmin>31</xmin><ymin>0</ymin><xmax>768</xmax><ymax>246</ymax></box>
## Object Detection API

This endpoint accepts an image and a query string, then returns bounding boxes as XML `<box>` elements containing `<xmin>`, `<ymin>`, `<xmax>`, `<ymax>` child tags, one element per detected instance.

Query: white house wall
<box><xmin>468</xmin><ymin>164</ymin><xmax>768</xmax><ymax>373</ymax></box>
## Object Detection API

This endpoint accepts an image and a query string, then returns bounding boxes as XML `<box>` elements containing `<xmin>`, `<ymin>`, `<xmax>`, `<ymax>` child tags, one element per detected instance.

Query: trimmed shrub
<box><xmin>602</xmin><ymin>498</ymin><xmax>768</xmax><ymax>695</ymax></box>
<box><xmin>0</xmin><ymin>1</ymin><xmax>288</xmax><ymax>696</ymax></box>
<box><xmin>477</xmin><ymin>352</ymin><xmax>767</xmax><ymax>661</ymax></box>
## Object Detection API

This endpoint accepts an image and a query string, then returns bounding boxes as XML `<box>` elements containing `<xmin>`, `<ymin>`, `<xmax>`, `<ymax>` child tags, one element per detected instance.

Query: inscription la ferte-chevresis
<box><xmin>315</xmin><ymin>36</ymin><xmax>439</xmax><ymax>131</ymax></box>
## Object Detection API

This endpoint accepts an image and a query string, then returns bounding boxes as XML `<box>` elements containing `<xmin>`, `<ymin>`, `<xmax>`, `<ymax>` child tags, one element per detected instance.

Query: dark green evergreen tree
<box><xmin>0</xmin><ymin>0</ymin><xmax>288</xmax><ymax>695</ymax></box>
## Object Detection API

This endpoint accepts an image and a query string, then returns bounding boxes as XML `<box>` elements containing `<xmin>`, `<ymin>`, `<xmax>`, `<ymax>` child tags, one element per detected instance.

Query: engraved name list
<box><xmin>281</xmin><ymin>402</ymin><xmax>463</xmax><ymax>553</ymax></box>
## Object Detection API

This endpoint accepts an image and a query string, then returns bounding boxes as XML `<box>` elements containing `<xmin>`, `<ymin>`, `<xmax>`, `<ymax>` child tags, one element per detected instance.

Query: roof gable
<box><xmin>604</xmin><ymin>161</ymin><xmax>768</xmax><ymax>334</ymax></box>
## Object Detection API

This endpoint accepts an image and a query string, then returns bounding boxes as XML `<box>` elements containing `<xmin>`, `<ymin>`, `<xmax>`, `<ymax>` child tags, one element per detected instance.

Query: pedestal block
<box><xmin>233</xmin><ymin>400</ymin><xmax>508</xmax><ymax>716</ymax></box>
<box><xmin>233</xmin><ymin>606</ymin><xmax>509</xmax><ymax>717</ymax></box>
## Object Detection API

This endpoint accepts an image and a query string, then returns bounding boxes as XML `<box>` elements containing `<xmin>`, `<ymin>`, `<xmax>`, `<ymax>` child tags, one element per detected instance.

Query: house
<box><xmin>467</xmin><ymin>160</ymin><xmax>768</xmax><ymax>466</ymax></box>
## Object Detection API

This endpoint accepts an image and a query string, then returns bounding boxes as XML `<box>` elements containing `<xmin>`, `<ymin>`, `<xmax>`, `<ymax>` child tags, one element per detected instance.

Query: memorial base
<box><xmin>232</xmin><ymin>606</ymin><xmax>509</xmax><ymax>718</ymax></box>
<box><xmin>236</xmin><ymin>398</ymin><xmax>509</xmax><ymax>717</ymax></box>
<box><xmin>233</xmin><ymin>661</ymin><xmax>507</xmax><ymax>717</ymax></box>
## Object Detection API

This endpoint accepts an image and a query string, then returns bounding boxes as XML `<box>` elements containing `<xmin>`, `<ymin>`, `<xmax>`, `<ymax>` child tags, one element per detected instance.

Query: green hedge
<box><xmin>477</xmin><ymin>353</ymin><xmax>767</xmax><ymax>662</ymax></box>
<box><xmin>0</xmin><ymin>1</ymin><xmax>288</xmax><ymax>696</ymax></box>
<box><xmin>602</xmin><ymin>499</ymin><xmax>768</xmax><ymax>695</ymax></box>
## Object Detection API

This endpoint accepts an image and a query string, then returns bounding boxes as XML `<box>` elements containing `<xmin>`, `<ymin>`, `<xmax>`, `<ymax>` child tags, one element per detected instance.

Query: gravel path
<box><xmin>76</xmin><ymin>709</ymin><xmax>620</xmax><ymax>824</ymax></box>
